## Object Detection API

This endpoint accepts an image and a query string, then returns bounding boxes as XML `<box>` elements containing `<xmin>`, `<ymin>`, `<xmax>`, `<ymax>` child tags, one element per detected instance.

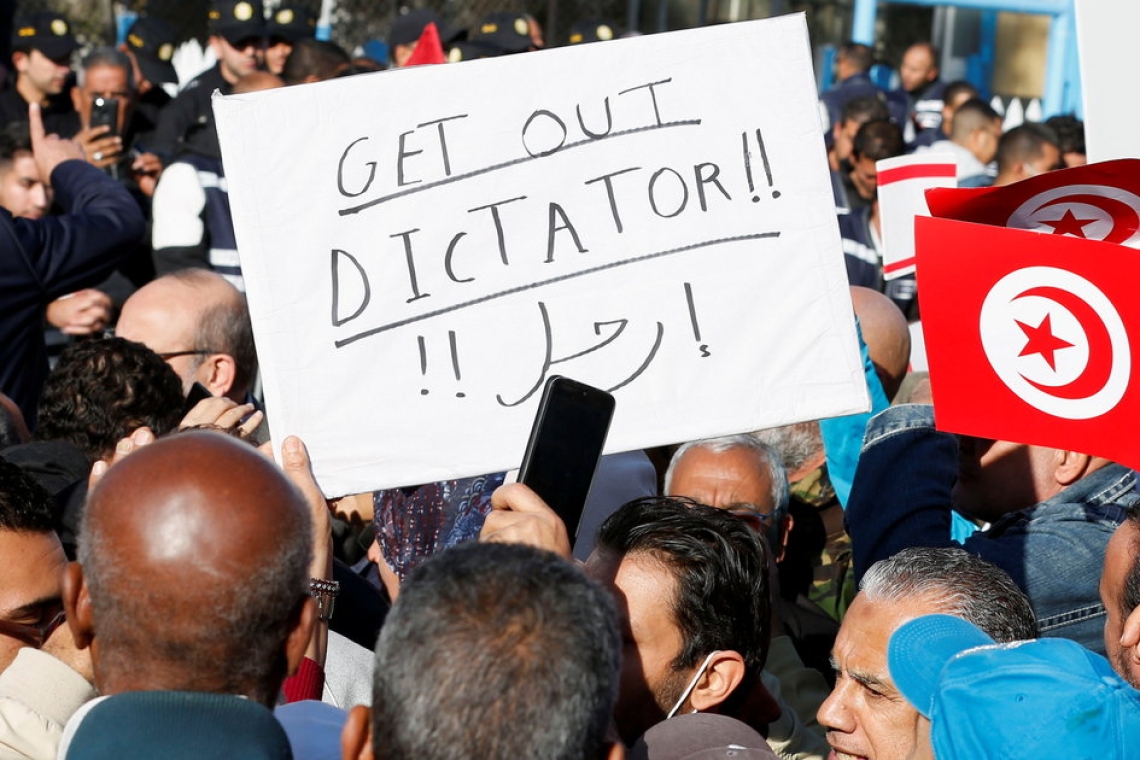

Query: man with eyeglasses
<box><xmin>664</xmin><ymin>435</ymin><xmax>791</xmax><ymax>555</ymax></box>
<box><xmin>663</xmin><ymin>435</ymin><xmax>836</xmax><ymax>758</ymax></box>
<box><xmin>115</xmin><ymin>268</ymin><xmax>258</xmax><ymax>402</ymax></box>
<box><xmin>0</xmin><ymin>458</ymin><xmax>95</xmax><ymax>758</ymax></box>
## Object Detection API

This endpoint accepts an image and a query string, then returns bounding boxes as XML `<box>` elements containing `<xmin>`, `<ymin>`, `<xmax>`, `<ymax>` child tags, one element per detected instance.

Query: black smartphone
<box><xmin>518</xmin><ymin>376</ymin><xmax>615</xmax><ymax>540</ymax></box>
<box><xmin>182</xmin><ymin>381</ymin><xmax>213</xmax><ymax>417</ymax></box>
<box><xmin>90</xmin><ymin>96</ymin><xmax>119</xmax><ymax>138</ymax></box>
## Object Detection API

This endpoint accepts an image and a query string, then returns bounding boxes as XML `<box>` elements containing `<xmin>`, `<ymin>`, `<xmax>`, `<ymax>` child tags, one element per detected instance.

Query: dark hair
<box><xmin>852</xmin><ymin>119</ymin><xmax>905</xmax><ymax>163</ymax></box>
<box><xmin>840</xmin><ymin>93</ymin><xmax>891</xmax><ymax>127</ymax></box>
<box><xmin>372</xmin><ymin>542</ymin><xmax>620</xmax><ymax>760</ymax></box>
<box><xmin>942</xmin><ymin>80</ymin><xmax>980</xmax><ymax>107</ymax></box>
<box><xmin>0</xmin><ymin>457</ymin><xmax>55</xmax><ymax>532</ymax></box>
<box><xmin>0</xmin><ymin>123</ymin><xmax>32</xmax><ymax>172</ymax></box>
<box><xmin>34</xmin><ymin>337</ymin><xmax>184</xmax><ymax>462</ymax></box>
<box><xmin>281</xmin><ymin>38</ymin><xmax>351</xmax><ymax>85</ymax></box>
<box><xmin>861</xmin><ymin>547</ymin><xmax>1037</xmax><ymax>642</ymax></box>
<box><xmin>838</xmin><ymin>42</ymin><xmax>873</xmax><ymax>73</ymax></box>
<box><xmin>996</xmin><ymin>122</ymin><xmax>1060</xmax><ymax>174</ymax></box>
<box><xmin>596</xmin><ymin>496</ymin><xmax>771</xmax><ymax>675</ymax></box>
<box><xmin>1044</xmin><ymin>114</ymin><xmax>1086</xmax><ymax>156</ymax></box>
<box><xmin>950</xmin><ymin>98</ymin><xmax>1001</xmax><ymax>140</ymax></box>
<box><xmin>0</xmin><ymin>399</ymin><xmax>24</xmax><ymax>449</ymax></box>
<box><xmin>78</xmin><ymin>47</ymin><xmax>134</xmax><ymax>90</ymax></box>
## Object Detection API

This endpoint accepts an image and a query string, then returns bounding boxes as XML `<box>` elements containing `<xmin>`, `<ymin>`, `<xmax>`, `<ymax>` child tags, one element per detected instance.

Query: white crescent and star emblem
<box><xmin>980</xmin><ymin>266</ymin><xmax>1130</xmax><ymax>419</ymax></box>
<box><xmin>1007</xmin><ymin>184</ymin><xmax>1140</xmax><ymax>248</ymax></box>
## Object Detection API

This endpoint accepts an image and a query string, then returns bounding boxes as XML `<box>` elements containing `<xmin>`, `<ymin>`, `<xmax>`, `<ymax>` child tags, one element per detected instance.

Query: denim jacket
<box><xmin>846</xmin><ymin>403</ymin><xmax>1136</xmax><ymax>655</ymax></box>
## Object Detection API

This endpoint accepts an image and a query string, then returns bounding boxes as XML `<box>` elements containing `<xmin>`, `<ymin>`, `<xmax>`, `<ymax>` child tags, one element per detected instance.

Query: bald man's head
<box><xmin>851</xmin><ymin>286</ymin><xmax>911</xmax><ymax>400</ymax></box>
<box><xmin>117</xmin><ymin>270</ymin><xmax>257</xmax><ymax>400</ymax></box>
<box><xmin>70</xmin><ymin>432</ymin><xmax>312</xmax><ymax>706</ymax></box>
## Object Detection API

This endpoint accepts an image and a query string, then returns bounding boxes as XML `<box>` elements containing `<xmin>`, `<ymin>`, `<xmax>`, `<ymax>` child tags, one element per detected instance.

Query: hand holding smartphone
<box><xmin>90</xmin><ymin>96</ymin><xmax>119</xmax><ymax>138</ymax></box>
<box><xmin>518</xmin><ymin>376</ymin><xmax>615</xmax><ymax>540</ymax></box>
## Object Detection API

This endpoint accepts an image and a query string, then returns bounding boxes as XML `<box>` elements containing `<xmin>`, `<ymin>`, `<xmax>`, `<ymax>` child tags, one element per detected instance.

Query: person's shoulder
<box><xmin>0</xmin><ymin>84</ymin><xmax>26</xmax><ymax>120</ymax></box>
<box><xmin>177</xmin><ymin>64</ymin><xmax>226</xmax><ymax>97</ymax></box>
<box><xmin>922</xmin><ymin>79</ymin><xmax>948</xmax><ymax>100</ymax></box>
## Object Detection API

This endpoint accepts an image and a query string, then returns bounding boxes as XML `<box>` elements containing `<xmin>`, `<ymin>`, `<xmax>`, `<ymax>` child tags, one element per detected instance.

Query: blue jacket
<box><xmin>846</xmin><ymin>403</ymin><xmax>1135</xmax><ymax>654</ymax></box>
<box><xmin>0</xmin><ymin>160</ymin><xmax>145</xmax><ymax>426</ymax></box>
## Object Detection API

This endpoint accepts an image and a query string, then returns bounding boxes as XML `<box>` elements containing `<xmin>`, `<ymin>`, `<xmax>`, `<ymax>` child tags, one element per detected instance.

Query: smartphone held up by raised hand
<box><xmin>518</xmin><ymin>376</ymin><xmax>615</xmax><ymax>540</ymax></box>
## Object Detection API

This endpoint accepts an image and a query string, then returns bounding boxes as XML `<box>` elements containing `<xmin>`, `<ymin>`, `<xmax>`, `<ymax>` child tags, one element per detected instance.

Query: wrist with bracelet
<box><xmin>309</xmin><ymin>578</ymin><xmax>340</xmax><ymax>622</ymax></box>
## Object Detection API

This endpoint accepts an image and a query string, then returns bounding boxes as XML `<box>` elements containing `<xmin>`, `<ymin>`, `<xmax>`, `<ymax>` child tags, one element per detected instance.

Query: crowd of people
<box><xmin>0</xmin><ymin>2</ymin><xmax>1134</xmax><ymax>759</ymax></box>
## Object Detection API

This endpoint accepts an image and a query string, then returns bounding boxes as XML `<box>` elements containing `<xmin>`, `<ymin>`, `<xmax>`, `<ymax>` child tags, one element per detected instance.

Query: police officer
<box><xmin>265</xmin><ymin>4</ymin><xmax>318</xmax><ymax>76</ymax></box>
<box><xmin>148</xmin><ymin>0</ymin><xmax>266</xmax><ymax>162</ymax></box>
<box><xmin>0</xmin><ymin>11</ymin><xmax>80</xmax><ymax>135</ymax></box>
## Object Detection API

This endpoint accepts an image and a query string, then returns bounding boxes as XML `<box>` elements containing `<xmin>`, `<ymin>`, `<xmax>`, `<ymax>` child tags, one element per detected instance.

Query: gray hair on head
<box><xmin>664</xmin><ymin>434</ymin><xmax>789</xmax><ymax>514</ymax></box>
<box><xmin>860</xmin><ymin>546</ymin><xmax>1037</xmax><ymax>643</ymax></box>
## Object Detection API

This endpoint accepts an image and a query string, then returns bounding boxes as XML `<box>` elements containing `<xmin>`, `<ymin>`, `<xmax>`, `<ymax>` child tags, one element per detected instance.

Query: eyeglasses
<box><xmin>0</xmin><ymin>609</ymin><xmax>66</xmax><ymax>648</ymax></box>
<box><xmin>155</xmin><ymin>349</ymin><xmax>219</xmax><ymax>360</ymax></box>
<box><xmin>726</xmin><ymin>507</ymin><xmax>776</xmax><ymax>534</ymax></box>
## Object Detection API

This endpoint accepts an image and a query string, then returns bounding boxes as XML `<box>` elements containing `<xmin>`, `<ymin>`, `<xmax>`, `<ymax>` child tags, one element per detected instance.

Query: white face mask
<box><xmin>666</xmin><ymin>650</ymin><xmax>720</xmax><ymax>719</ymax></box>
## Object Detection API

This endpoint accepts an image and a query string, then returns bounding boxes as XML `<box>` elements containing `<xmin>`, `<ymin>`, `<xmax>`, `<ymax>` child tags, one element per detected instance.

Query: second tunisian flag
<box><xmin>917</xmin><ymin>215</ymin><xmax>1140</xmax><ymax>468</ymax></box>
<box><xmin>925</xmin><ymin>158</ymin><xmax>1140</xmax><ymax>247</ymax></box>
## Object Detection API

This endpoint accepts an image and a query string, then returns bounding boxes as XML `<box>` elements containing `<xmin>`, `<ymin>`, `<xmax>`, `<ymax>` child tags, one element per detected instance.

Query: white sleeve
<box><xmin>151</xmin><ymin>161</ymin><xmax>207</xmax><ymax>250</ymax></box>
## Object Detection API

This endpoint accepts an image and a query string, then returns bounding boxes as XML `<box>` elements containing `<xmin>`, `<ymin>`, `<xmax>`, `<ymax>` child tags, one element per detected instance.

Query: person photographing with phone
<box><xmin>69</xmin><ymin>48</ymin><xmax>164</xmax><ymax>194</ymax></box>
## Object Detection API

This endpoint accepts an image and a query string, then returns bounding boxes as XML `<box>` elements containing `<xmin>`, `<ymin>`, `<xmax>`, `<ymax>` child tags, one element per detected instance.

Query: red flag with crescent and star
<box><xmin>917</xmin><ymin>215</ymin><xmax>1140</xmax><ymax>467</ymax></box>
<box><xmin>924</xmin><ymin>158</ymin><xmax>1140</xmax><ymax>247</ymax></box>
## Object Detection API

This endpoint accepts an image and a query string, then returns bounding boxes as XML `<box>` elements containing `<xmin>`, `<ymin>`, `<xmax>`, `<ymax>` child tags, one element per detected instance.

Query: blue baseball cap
<box><xmin>888</xmin><ymin>613</ymin><xmax>1140</xmax><ymax>760</ymax></box>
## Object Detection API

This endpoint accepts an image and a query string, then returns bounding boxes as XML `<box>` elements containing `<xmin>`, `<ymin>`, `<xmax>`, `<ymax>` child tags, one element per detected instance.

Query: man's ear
<box><xmin>1054</xmin><ymin>450</ymin><xmax>1096</xmax><ymax>487</ymax></box>
<box><xmin>70</xmin><ymin>86</ymin><xmax>84</xmax><ymax>117</ymax></box>
<box><xmin>62</xmin><ymin>561</ymin><xmax>94</xmax><ymax>650</ymax></box>
<box><xmin>1119</xmin><ymin>605</ymin><xmax>1140</xmax><ymax>681</ymax></box>
<box><xmin>284</xmin><ymin>596</ymin><xmax>317</xmax><ymax>677</ymax></box>
<box><xmin>340</xmin><ymin>704</ymin><xmax>374</xmax><ymax>760</ymax></box>
<box><xmin>198</xmin><ymin>353</ymin><xmax>238</xmax><ymax>399</ymax></box>
<box><xmin>774</xmin><ymin>513</ymin><xmax>794</xmax><ymax>563</ymax></box>
<box><xmin>689</xmin><ymin>650</ymin><xmax>747</xmax><ymax>712</ymax></box>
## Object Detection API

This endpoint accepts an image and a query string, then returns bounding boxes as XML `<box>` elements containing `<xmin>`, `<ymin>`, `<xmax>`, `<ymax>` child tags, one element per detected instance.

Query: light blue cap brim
<box><xmin>887</xmin><ymin>613</ymin><xmax>995</xmax><ymax>718</ymax></box>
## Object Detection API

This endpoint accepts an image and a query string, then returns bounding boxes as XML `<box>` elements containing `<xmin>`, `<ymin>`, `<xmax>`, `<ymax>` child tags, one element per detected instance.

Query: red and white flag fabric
<box><xmin>917</xmin><ymin>215</ymin><xmax>1140</xmax><ymax>467</ymax></box>
<box><xmin>925</xmin><ymin>158</ymin><xmax>1140</xmax><ymax>247</ymax></box>
<box><xmin>876</xmin><ymin>153</ymin><xmax>956</xmax><ymax>280</ymax></box>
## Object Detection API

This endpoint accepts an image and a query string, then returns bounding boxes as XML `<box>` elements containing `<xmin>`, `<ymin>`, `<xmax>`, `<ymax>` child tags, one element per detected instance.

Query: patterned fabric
<box><xmin>373</xmin><ymin>472</ymin><xmax>506</xmax><ymax>580</ymax></box>
<box><xmin>798</xmin><ymin>464</ymin><xmax>856</xmax><ymax>623</ymax></box>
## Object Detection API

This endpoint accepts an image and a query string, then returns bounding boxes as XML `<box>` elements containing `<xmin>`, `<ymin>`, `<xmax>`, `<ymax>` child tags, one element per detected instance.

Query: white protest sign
<box><xmin>214</xmin><ymin>14</ymin><xmax>868</xmax><ymax>496</ymax></box>
<box><xmin>1075</xmin><ymin>0</ymin><xmax>1140</xmax><ymax>162</ymax></box>
<box><xmin>876</xmin><ymin>153</ymin><xmax>956</xmax><ymax>280</ymax></box>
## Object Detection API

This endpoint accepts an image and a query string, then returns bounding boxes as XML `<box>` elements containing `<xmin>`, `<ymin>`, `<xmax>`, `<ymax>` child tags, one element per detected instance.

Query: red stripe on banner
<box><xmin>878</xmin><ymin>164</ymin><xmax>957</xmax><ymax>186</ymax></box>
<box><xmin>883</xmin><ymin>257</ymin><xmax>916</xmax><ymax>274</ymax></box>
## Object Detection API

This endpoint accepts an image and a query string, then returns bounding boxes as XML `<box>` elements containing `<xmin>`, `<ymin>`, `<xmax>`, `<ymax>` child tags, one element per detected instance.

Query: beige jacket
<box><xmin>0</xmin><ymin>649</ymin><xmax>95</xmax><ymax>760</ymax></box>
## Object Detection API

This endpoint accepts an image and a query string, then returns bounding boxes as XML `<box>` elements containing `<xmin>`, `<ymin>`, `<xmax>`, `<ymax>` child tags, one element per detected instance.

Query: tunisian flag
<box><xmin>917</xmin><ymin>215</ymin><xmax>1140</xmax><ymax>467</ymax></box>
<box><xmin>925</xmin><ymin>158</ymin><xmax>1140</xmax><ymax>247</ymax></box>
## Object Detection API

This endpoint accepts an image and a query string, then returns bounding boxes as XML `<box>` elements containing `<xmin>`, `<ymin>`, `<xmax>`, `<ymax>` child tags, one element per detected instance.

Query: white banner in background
<box><xmin>877</xmin><ymin>153</ymin><xmax>956</xmax><ymax>280</ymax></box>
